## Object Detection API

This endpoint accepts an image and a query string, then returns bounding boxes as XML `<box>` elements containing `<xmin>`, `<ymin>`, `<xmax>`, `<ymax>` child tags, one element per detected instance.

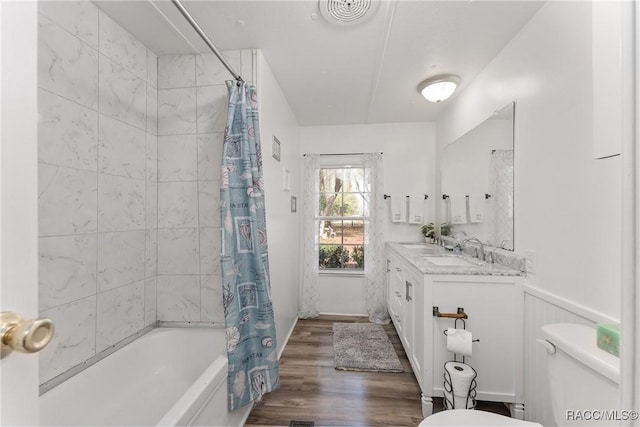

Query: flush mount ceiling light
<box><xmin>417</xmin><ymin>74</ymin><xmax>461</xmax><ymax>103</ymax></box>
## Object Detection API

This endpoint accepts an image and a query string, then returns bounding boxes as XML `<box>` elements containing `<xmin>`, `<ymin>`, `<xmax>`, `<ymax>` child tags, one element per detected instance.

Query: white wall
<box><xmin>257</xmin><ymin>51</ymin><xmax>301</xmax><ymax>352</ymax></box>
<box><xmin>436</xmin><ymin>1</ymin><xmax>621</xmax><ymax>423</ymax></box>
<box><xmin>300</xmin><ymin>122</ymin><xmax>436</xmax><ymax>315</ymax></box>
<box><xmin>437</xmin><ymin>0</ymin><xmax>620</xmax><ymax>320</ymax></box>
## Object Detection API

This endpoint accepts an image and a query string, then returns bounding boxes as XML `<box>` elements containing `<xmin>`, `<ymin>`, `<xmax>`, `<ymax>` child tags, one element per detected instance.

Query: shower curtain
<box><xmin>220</xmin><ymin>81</ymin><xmax>279</xmax><ymax>411</ymax></box>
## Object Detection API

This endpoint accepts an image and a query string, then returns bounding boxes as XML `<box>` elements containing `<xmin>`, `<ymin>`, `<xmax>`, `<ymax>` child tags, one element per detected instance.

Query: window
<box><xmin>317</xmin><ymin>166</ymin><xmax>369</xmax><ymax>270</ymax></box>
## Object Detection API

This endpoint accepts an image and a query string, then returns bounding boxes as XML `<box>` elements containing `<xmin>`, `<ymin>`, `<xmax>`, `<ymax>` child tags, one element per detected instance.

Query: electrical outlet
<box><xmin>525</xmin><ymin>249</ymin><xmax>536</xmax><ymax>274</ymax></box>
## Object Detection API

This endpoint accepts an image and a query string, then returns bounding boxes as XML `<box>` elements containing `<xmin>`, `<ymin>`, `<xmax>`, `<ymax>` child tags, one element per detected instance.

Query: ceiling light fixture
<box><xmin>417</xmin><ymin>74</ymin><xmax>461</xmax><ymax>103</ymax></box>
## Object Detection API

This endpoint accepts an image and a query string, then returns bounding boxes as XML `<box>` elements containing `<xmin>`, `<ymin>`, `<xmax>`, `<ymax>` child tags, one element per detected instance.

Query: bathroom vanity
<box><xmin>385</xmin><ymin>242</ymin><xmax>525</xmax><ymax>419</ymax></box>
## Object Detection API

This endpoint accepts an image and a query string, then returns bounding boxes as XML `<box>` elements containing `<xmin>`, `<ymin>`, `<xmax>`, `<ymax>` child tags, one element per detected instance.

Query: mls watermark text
<box><xmin>566</xmin><ymin>410</ymin><xmax>639</xmax><ymax>422</ymax></box>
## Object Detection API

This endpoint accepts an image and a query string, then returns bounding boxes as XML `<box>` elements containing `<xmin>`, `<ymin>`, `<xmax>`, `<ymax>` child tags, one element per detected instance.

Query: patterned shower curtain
<box><xmin>220</xmin><ymin>81</ymin><xmax>279</xmax><ymax>411</ymax></box>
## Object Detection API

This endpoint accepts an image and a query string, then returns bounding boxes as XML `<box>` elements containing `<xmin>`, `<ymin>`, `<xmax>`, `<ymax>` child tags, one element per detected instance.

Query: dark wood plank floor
<box><xmin>245</xmin><ymin>315</ymin><xmax>424</xmax><ymax>426</ymax></box>
<box><xmin>246</xmin><ymin>315</ymin><xmax>511</xmax><ymax>426</ymax></box>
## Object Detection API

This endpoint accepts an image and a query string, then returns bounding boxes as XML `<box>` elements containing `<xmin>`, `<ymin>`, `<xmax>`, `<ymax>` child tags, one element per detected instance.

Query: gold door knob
<box><xmin>0</xmin><ymin>311</ymin><xmax>54</xmax><ymax>358</ymax></box>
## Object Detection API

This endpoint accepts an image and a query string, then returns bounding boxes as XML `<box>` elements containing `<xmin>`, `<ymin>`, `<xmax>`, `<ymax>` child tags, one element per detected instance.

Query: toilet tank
<box><xmin>540</xmin><ymin>323</ymin><xmax>620</xmax><ymax>426</ymax></box>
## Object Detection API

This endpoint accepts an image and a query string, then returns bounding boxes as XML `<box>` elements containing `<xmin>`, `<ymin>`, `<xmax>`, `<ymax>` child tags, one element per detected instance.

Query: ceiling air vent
<box><xmin>319</xmin><ymin>0</ymin><xmax>380</xmax><ymax>26</ymax></box>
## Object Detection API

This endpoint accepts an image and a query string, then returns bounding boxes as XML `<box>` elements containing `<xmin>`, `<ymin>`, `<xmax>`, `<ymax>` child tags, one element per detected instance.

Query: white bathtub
<box><xmin>40</xmin><ymin>328</ymin><xmax>251</xmax><ymax>426</ymax></box>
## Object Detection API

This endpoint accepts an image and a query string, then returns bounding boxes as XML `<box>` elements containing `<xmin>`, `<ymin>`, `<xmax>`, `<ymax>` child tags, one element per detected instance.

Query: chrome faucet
<box><xmin>461</xmin><ymin>237</ymin><xmax>485</xmax><ymax>261</ymax></box>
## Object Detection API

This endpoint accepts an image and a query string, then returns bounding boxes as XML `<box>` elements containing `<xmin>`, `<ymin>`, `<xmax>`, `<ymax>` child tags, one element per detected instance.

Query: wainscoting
<box><xmin>523</xmin><ymin>286</ymin><xmax>619</xmax><ymax>427</ymax></box>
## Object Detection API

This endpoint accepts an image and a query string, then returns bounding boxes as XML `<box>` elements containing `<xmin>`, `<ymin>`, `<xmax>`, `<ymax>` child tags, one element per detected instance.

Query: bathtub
<box><xmin>40</xmin><ymin>327</ymin><xmax>251</xmax><ymax>426</ymax></box>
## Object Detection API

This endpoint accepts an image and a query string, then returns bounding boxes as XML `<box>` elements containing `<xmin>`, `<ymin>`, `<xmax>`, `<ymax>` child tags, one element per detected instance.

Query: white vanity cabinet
<box><xmin>385</xmin><ymin>244</ymin><xmax>525</xmax><ymax>419</ymax></box>
<box><xmin>386</xmin><ymin>251</ymin><xmax>426</xmax><ymax>388</ymax></box>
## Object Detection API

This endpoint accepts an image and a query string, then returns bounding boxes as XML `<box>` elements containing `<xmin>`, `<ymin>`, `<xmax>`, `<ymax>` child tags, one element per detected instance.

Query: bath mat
<box><xmin>289</xmin><ymin>422</ymin><xmax>314</xmax><ymax>427</ymax></box>
<box><xmin>332</xmin><ymin>322</ymin><xmax>403</xmax><ymax>373</ymax></box>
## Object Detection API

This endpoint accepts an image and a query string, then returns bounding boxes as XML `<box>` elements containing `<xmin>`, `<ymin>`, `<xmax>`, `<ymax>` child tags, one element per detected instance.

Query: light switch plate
<box><xmin>525</xmin><ymin>250</ymin><xmax>536</xmax><ymax>274</ymax></box>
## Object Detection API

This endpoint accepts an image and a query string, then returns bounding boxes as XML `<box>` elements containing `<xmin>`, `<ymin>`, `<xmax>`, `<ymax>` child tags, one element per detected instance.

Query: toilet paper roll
<box><xmin>444</xmin><ymin>389</ymin><xmax>474</xmax><ymax>410</ymax></box>
<box><xmin>446</xmin><ymin>328</ymin><xmax>473</xmax><ymax>356</ymax></box>
<box><xmin>444</xmin><ymin>361</ymin><xmax>477</xmax><ymax>410</ymax></box>
<box><xmin>443</xmin><ymin>389</ymin><xmax>454</xmax><ymax>410</ymax></box>
<box><xmin>454</xmin><ymin>394</ymin><xmax>471</xmax><ymax>410</ymax></box>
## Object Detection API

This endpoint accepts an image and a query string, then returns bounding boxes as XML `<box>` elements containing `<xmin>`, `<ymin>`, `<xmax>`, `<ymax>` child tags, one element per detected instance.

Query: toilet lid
<box><xmin>419</xmin><ymin>409</ymin><xmax>543</xmax><ymax>427</ymax></box>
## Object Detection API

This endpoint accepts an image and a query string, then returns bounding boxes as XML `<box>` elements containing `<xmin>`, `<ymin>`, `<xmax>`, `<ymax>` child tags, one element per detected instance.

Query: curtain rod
<box><xmin>303</xmin><ymin>152</ymin><xmax>383</xmax><ymax>156</ymax></box>
<box><xmin>170</xmin><ymin>0</ymin><xmax>243</xmax><ymax>83</ymax></box>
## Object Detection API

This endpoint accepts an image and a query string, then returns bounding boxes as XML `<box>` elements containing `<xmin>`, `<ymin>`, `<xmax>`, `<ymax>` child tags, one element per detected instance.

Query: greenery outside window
<box><xmin>317</xmin><ymin>166</ymin><xmax>369</xmax><ymax>270</ymax></box>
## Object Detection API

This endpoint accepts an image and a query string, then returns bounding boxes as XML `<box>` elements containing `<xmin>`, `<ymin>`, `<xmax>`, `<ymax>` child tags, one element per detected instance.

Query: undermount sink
<box><xmin>400</xmin><ymin>244</ymin><xmax>429</xmax><ymax>249</ymax></box>
<box><xmin>400</xmin><ymin>244</ymin><xmax>440</xmax><ymax>254</ymax></box>
<box><xmin>422</xmin><ymin>255</ymin><xmax>480</xmax><ymax>267</ymax></box>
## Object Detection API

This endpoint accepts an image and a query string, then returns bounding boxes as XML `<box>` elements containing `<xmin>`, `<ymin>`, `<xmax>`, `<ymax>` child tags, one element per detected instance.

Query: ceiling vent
<box><xmin>319</xmin><ymin>0</ymin><xmax>380</xmax><ymax>26</ymax></box>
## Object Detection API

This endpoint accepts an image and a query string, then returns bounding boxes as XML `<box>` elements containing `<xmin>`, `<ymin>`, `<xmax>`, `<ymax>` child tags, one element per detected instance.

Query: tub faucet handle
<box><xmin>0</xmin><ymin>311</ymin><xmax>55</xmax><ymax>358</ymax></box>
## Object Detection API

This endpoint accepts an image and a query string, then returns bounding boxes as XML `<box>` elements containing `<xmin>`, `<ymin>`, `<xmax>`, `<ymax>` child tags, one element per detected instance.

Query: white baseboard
<box><xmin>319</xmin><ymin>311</ymin><xmax>368</xmax><ymax>317</ymax></box>
<box><xmin>278</xmin><ymin>317</ymin><xmax>298</xmax><ymax>360</ymax></box>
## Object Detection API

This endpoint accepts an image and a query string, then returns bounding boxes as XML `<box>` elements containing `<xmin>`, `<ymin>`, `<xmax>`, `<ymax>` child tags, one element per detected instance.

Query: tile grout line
<box><xmin>143</xmin><ymin>47</ymin><xmax>149</xmax><ymax>330</ymax></box>
<box><xmin>155</xmin><ymin>54</ymin><xmax>160</xmax><ymax>324</ymax></box>
<box><xmin>42</xmin><ymin>278</ymin><xmax>149</xmax><ymax>315</ymax></box>
<box><xmin>38</xmin><ymin>11</ymin><xmax>99</xmax><ymax>53</ymax></box>
<box><xmin>195</xmin><ymin>54</ymin><xmax>203</xmax><ymax>323</ymax></box>
<box><xmin>41</xmin><ymin>229</ymin><xmax>158</xmax><ymax>239</ymax></box>
<box><xmin>39</xmin><ymin>84</ymin><xmax>151</xmax><ymax>135</ymax></box>
<box><xmin>94</xmin><ymin>9</ymin><xmax>101</xmax><ymax>360</ymax></box>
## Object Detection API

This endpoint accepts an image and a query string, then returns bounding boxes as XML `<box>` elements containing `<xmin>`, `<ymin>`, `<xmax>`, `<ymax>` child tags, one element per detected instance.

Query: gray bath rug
<box><xmin>332</xmin><ymin>322</ymin><xmax>403</xmax><ymax>373</ymax></box>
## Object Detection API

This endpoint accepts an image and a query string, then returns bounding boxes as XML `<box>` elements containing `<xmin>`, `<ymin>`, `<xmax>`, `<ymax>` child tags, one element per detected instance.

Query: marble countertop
<box><xmin>386</xmin><ymin>242</ymin><xmax>525</xmax><ymax>277</ymax></box>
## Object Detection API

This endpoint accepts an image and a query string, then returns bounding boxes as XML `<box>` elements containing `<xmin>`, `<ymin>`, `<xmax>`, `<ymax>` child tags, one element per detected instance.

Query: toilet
<box><xmin>539</xmin><ymin>323</ymin><xmax>620</xmax><ymax>426</ymax></box>
<box><xmin>420</xmin><ymin>323</ymin><xmax>620</xmax><ymax>426</ymax></box>
<box><xmin>418</xmin><ymin>409</ymin><xmax>541</xmax><ymax>426</ymax></box>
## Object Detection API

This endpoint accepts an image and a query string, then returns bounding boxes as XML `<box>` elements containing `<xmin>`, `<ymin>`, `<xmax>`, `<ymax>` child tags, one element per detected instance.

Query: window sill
<box><xmin>319</xmin><ymin>269</ymin><xmax>365</xmax><ymax>278</ymax></box>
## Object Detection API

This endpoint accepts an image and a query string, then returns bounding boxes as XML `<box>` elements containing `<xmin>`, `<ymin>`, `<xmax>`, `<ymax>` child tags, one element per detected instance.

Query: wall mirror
<box><xmin>440</xmin><ymin>102</ymin><xmax>515</xmax><ymax>250</ymax></box>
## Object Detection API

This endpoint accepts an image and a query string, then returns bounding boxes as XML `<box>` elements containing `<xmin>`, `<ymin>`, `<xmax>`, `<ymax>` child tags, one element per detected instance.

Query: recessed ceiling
<box><xmin>93</xmin><ymin>0</ymin><xmax>545</xmax><ymax>126</ymax></box>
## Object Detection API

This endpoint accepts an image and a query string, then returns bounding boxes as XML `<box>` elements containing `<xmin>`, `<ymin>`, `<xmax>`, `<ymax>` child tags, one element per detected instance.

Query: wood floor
<box><xmin>245</xmin><ymin>315</ymin><xmax>424</xmax><ymax>426</ymax></box>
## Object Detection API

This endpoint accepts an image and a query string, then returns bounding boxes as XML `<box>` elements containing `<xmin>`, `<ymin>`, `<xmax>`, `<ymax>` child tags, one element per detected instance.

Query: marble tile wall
<box><xmin>156</xmin><ymin>50</ymin><xmax>253</xmax><ymax>323</ymax></box>
<box><xmin>37</xmin><ymin>2</ymin><xmax>158</xmax><ymax>384</ymax></box>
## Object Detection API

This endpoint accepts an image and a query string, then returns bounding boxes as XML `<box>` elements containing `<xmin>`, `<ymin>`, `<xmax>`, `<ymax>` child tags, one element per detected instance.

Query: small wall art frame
<box><xmin>272</xmin><ymin>135</ymin><xmax>281</xmax><ymax>161</ymax></box>
<box><xmin>282</xmin><ymin>168</ymin><xmax>291</xmax><ymax>191</ymax></box>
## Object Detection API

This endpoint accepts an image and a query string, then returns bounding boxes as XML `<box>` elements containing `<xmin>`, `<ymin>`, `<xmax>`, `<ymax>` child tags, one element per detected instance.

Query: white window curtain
<box><xmin>363</xmin><ymin>153</ymin><xmax>389</xmax><ymax>324</ymax></box>
<box><xmin>299</xmin><ymin>155</ymin><xmax>320</xmax><ymax>318</ymax></box>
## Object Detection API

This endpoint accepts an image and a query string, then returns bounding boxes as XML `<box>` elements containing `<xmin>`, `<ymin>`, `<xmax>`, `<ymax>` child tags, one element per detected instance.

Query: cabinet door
<box><xmin>393</xmin><ymin>263</ymin><xmax>405</xmax><ymax>339</ymax></box>
<box><xmin>385</xmin><ymin>258</ymin><xmax>394</xmax><ymax>314</ymax></box>
<box><xmin>410</xmin><ymin>274</ymin><xmax>430</xmax><ymax>387</ymax></box>
<box><xmin>387</xmin><ymin>256</ymin><xmax>404</xmax><ymax>333</ymax></box>
<box><xmin>432</xmin><ymin>280</ymin><xmax>519</xmax><ymax>403</ymax></box>
<box><xmin>406</xmin><ymin>268</ymin><xmax>424</xmax><ymax>387</ymax></box>
<box><xmin>401</xmin><ymin>275</ymin><xmax>414</xmax><ymax>357</ymax></box>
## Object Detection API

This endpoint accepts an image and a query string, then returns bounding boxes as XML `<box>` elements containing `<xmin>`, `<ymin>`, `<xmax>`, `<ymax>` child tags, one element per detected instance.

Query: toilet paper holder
<box><xmin>433</xmin><ymin>306</ymin><xmax>468</xmax><ymax>319</ymax></box>
<box><xmin>435</xmin><ymin>306</ymin><xmax>480</xmax><ymax>363</ymax></box>
<box><xmin>442</xmin><ymin>322</ymin><xmax>480</xmax><ymax>343</ymax></box>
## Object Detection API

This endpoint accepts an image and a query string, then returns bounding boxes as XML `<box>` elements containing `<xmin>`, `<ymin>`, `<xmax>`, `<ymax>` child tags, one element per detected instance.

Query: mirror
<box><xmin>440</xmin><ymin>102</ymin><xmax>515</xmax><ymax>250</ymax></box>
